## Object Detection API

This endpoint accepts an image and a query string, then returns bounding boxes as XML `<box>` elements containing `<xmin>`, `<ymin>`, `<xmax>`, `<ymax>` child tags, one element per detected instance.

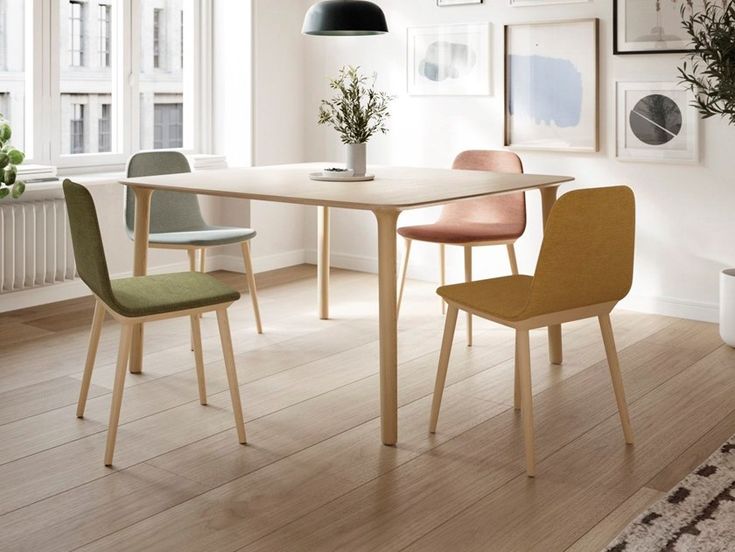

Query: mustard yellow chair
<box><xmin>429</xmin><ymin>186</ymin><xmax>636</xmax><ymax>477</ymax></box>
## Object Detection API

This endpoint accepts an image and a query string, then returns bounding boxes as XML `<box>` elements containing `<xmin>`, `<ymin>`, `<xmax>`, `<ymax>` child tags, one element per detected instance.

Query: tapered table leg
<box><xmin>318</xmin><ymin>206</ymin><xmax>330</xmax><ymax>320</ymax></box>
<box><xmin>129</xmin><ymin>187</ymin><xmax>152</xmax><ymax>374</ymax></box>
<box><xmin>374</xmin><ymin>208</ymin><xmax>400</xmax><ymax>446</ymax></box>
<box><xmin>540</xmin><ymin>185</ymin><xmax>562</xmax><ymax>365</ymax></box>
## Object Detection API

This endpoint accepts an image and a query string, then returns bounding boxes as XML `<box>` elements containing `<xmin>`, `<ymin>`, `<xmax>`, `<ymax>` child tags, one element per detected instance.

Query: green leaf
<box><xmin>11</xmin><ymin>180</ymin><xmax>25</xmax><ymax>199</ymax></box>
<box><xmin>7</xmin><ymin>148</ymin><xmax>24</xmax><ymax>165</ymax></box>
<box><xmin>0</xmin><ymin>187</ymin><xmax>8</xmax><ymax>199</ymax></box>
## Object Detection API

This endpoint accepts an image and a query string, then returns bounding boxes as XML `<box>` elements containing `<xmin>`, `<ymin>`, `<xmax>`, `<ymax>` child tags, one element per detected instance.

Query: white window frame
<box><xmin>19</xmin><ymin>0</ymin><xmax>211</xmax><ymax>173</ymax></box>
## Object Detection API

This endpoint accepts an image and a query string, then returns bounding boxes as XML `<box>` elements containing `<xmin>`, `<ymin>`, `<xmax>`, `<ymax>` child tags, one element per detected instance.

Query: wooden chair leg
<box><xmin>507</xmin><ymin>243</ymin><xmax>519</xmax><ymax>275</ymax></box>
<box><xmin>241</xmin><ymin>241</ymin><xmax>263</xmax><ymax>334</ymax></box>
<box><xmin>514</xmin><ymin>337</ymin><xmax>521</xmax><ymax>411</ymax></box>
<box><xmin>199</xmin><ymin>248</ymin><xmax>206</xmax><ymax>273</ymax></box>
<box><xmin>464</xmin><ymin>246</ymin><xmax>473</xmax><ymax>347</ymax></box>
<box><xmin>187</xmin><ymin>249</ymin><xmax>197</xmax><ymax>351</ymax></box>
<box><xmin>216</xmin><ymin>309</ymin><xmax>247</xmax><ymax>444</ymax></box>
<box><xmin>77</xmin><ymin>300</ymin><xmax>106</xmax><ymax>418</ymax></box>
<box><xmin>190</xmin><ymin>315</ymin><xmax>207</xmax><ymax>405</ymax></box>
<box><xmin>599</xmin><ymin>313</ymin><xmax>634</xmax><ymax>445</ymax></box>
<box><xmin>516</xmin><ymin>329</ymin><xmax>536</xmax><ymax>477</ymax></box>
<box><xmin>439</xmin><ymin>243</ymin><xmax>446</xmax><ymax>314</ymax></box>
<box><xmin>104</xmin><ymin>323</ymin><xmax>133</xmax><ymax>467</ymax></box>
<box><xmin>397</xmin><ymin>238</ymin><xmax>412</xmax><ymax>316</ymax></box>
<box><xmin>430</xmin><ymin>306</ymin><xmax>459</xmax><ymax>433</ymax></box>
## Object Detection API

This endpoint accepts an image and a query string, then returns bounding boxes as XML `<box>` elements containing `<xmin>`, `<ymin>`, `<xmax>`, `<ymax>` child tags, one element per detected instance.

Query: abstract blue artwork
<box><xmin>504</xmin><ymin>19</ymin><xmax>598</xmax><ymax>152</ymax></box>
<box><xmin>508</xmin><ymin>55</ymin><xmax>583</xmax><ymax>128</ymax></box>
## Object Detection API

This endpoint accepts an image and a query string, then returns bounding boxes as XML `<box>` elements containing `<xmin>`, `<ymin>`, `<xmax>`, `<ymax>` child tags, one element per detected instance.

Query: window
<box><xmin>153</xmin><ymin>102</ymin><xmax>183</xmax><ymax>149</ymax></box>
<box><xmin>98</xmin><ymin>103</ymin><xmax>111</xmax><ymax>152</ymax></box>
<box><xmin>69</xmin><ymin>1</ymin><xmax>86</xmax><ymax>67</ymax></box>
<box><xmin>0</xmin><ymin>0</ymin><xmax>6</xmax><ymax>72</ymax></box>
<box><xmin>3</xmin><ymin>0</ymin><xmax>207</xmax><ymax>168</ymax></box>
<box><xmin>98</xmin><ymin>4</ymin><xmax>111</xmax><ymax>68</ymax></box>
<box><xmin>0</xmin><ymin>0</ymin><xmax>25</xmax><ymax>150</ymax></box>
<box><xmin>70</xmin><ymin>103</ymin><xmax>85</xmax><ymax>154</ymax></box>
<box><xmin>153</xmin><ymin>8</ymin><xmax>163</xmax><ymax>69</ymax></box>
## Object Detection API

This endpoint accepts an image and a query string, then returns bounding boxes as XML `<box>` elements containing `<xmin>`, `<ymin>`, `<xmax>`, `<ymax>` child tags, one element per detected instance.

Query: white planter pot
<box><xmin>720</xmin><ymin>268</ymin><xmax>735</xmax><ymax>347</ymax></box>
<box><xmin>345</xmin><ymin>143</ymin><xmax>367</xmax><ymax>176</ymax></box>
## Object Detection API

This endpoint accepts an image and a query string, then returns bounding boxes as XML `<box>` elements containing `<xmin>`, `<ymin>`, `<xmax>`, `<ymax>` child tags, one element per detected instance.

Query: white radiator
<box><xmin>0</xmin><ymin>199</ymin><xmax>77</xmax><ymax>294</ymax></box>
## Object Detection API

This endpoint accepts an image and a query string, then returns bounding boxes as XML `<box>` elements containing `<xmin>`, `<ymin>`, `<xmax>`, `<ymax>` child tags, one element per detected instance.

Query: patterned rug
<box><xmin>605</xmin><ymin>435</ymin><xmax>735</xmax><ymax>552</ymax></box>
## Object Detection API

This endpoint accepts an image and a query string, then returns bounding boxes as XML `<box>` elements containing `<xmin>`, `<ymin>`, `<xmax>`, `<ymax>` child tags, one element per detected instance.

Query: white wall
<box><xmin>300</xmin><ymin>0</ymin><xmax>735</xmax><ymax>322</ymax></box>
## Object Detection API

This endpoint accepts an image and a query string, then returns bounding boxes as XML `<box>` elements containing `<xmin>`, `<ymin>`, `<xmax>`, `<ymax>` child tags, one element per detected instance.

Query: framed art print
<box><xmin>504</xmin><ymin>19</ymin><xmax>599</xmax><ymax>152</ymax></box>
<box><xmin>437</xmin><ymin>0</ymin><xmax>483</xmax><ymax>5</ymax></box>
<box><xmin>510</xmin><ymin>0</ymin><xmax>589</xmax><ymax>6</ymax></box>
<box><xmin>407</xmin><ymin>23</ymin><xmax>491</xmax><ymax>96</ymax></box>
<box><xmin>614</xmin><ymin>0</ymin><xmax>698</xmax><ymax>54</ymax></box>
<box><xmin>616</xmin><ymin>82</ymin><xmax>699</xmax><ymax>163</ymax></box>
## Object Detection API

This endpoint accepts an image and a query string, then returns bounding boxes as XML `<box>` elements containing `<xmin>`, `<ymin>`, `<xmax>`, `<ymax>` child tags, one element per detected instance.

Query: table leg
<box><xmin>129</xmin><ymin>187</ymin><xmax>152</xmax><ymax>374</ymax></box>
<box><xmin>318</xmin><ymin>206</ymin><xmax>330</xmax><ymax>320</ymax></box>
<box><xmin>374</xmin><ymin>208</ymin><xmax>400</xmax><ymax>446</ymax></box>
<box><xmin>540</xmin><ymin>185</ymin><xmax>563</xmax><ymax>365</ymax></box>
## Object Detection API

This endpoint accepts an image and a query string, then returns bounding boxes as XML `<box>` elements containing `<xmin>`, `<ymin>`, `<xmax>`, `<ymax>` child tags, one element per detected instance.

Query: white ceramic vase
<box><xmin>346</xmin><ymin>143</ymin><xmax>367</xmax><ymax>176</ymax></box>
<box><xmin>720</xmin><ymin>268</ymin><xmax>735</xmax><ymax>347</ymax></box>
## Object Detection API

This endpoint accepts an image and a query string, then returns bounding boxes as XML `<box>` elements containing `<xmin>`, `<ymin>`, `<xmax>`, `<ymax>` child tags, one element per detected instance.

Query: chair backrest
<box><xmin>63</xmin><ymin>179</ymin><xmax>116</xmax><ymax>308</ymax></box>
<box><xmin>125</xmin><ymin>151</ymin><xmax>207</xmax><ymax>235</ymax></box>
<box><xmin>439</xmin><ymin>150</ymin><xmax>526</xmax><ymax>230</ymax></box>
<box><xmin>522</xmin><ymin>186</ymin><xmax>636</xmax><ymax>318</ymax></box>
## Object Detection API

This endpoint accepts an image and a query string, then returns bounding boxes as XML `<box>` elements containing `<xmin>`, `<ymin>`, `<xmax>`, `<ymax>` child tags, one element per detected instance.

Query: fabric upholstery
<box><xmin>63</xmin><ymin>179</ymin><xmax>240</xmax><ymax>318</ymax></box>
<box><xmin>437</xmin><ymin>186</ymin><xmax>636</xmax><ymax>321</ymax></box>
<box><xmin>110</xmin><ymin>273</ymin><xmax>240</xmax><ymax>317</ymax></box>
<box><xmin>125</xmin><ymin>151</ymin><xmax>256</xmax><ymax>245</ymax></box>
<box><xmin>397</xmin><ymin>150</ymin><xmax>526</xmax><ymax>244</ymax></box>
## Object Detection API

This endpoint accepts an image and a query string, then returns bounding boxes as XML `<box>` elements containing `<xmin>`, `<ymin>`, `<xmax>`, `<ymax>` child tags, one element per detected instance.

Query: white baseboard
<box><xmin>0</xmin><ymin>249</ymin><xmax>306</xmax><ymax>313</ymax></box>
<box><xmin>1</xmin><ymin>246</ymin><xmax>720</xmax><ymax>325</ymax></box>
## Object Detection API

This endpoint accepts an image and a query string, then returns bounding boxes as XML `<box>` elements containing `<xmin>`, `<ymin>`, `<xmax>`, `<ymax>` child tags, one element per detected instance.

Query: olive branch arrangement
<box><xmin>679</xmin><ymin>0</ymin><xmax>735</xmax><ymax>124</ymax></box>
<box><xmin>0</xmin><ymin>114</ymin><xmax>25</xmax><ymax>199</ymax></box>
<box><xmin>318</xmin><ymin>66</ymin><xmax>393</xmax><ymax>145</ymax></box>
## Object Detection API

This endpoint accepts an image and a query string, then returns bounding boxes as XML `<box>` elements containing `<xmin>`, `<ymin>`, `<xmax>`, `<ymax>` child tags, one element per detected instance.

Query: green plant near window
<box><xmin>678</xmin><ymin>0</ymin><xmax>735</xmax><ymax>124</ymax></box>
<box><xmin>0</xmin><ymin>114</ymin><xmax>25</xmax><ymax>199</ymax></box>
<box><xmin>318</xmin><ymin>66</ymin><xmax>392</xmax><ymax>145</ymax></box>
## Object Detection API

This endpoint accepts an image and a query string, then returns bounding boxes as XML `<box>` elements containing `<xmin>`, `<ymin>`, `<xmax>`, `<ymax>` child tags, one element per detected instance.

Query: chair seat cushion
<box><xmin>147</xmin><ymin>226</ymin><xmax>257</xmax><ymax>247</ymax></box>
<box><xmin>397</xmin><ymin>222</ymin><xmax>524</xmax><ymax>244</ymax></box>
<box><xmin>110</xmin><ymin>272</ymin><xmax>241</xmax><ymax>318</ymax></box>
<box><xmin>437</xmin><ymin>275</ymin><xmax>533</xmax><ymax>322</ymax></box>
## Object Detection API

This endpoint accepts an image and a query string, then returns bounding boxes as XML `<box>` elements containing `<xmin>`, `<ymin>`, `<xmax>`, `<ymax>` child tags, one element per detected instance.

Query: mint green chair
<box><xmin>64</xmin><ymin>179</ymin><xmax>247</xmax><ymax>467</ymax></box>
<box><xmin>125</xmin><ymin>151</ymin><xmax>262</xmax><ymax>334</ymax></box>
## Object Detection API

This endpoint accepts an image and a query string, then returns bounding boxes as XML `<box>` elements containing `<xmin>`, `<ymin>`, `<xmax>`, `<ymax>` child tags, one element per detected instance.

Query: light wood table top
<box><xmin>120</xmin><ymin>163</ymin><xmax>574</xmax><ymax>210</ymax></box>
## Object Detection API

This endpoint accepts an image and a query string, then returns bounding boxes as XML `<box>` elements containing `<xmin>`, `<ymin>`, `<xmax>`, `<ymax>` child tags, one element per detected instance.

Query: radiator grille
<box><xmin>0</xmin><ymin>199</ymin><xmax>77</xmax><ymax>294</ymax></box>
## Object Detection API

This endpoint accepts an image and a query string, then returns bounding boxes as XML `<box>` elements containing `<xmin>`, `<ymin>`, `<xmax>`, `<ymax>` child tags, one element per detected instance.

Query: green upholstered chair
<box><xmin>125</xmin><ymin>151</ymin><xmax>262</xmax><ymax>334</ymax></box>
<box><xmin>64</xmin><ymin>179</ymin><xmax>247</xmax><ymax>467</ymax></box>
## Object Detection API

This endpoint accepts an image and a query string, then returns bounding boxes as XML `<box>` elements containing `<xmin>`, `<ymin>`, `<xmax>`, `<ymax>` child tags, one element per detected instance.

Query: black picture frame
<box><xmin>436</xmin><ymin>0</ymin><xmax>483</xmax><ymax>6</ymax></box>
<box><xmin>613</xmin><ymin>0</ymin><xmax>694</xmax><ymax>55</ymax></box>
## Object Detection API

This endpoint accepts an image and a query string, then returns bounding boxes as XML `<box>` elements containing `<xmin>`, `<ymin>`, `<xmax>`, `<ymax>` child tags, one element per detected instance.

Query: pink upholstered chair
<box><xmin>397</xmin><ymin>150</ymin><xmax>526</xmax><ymax>346</ymax></box>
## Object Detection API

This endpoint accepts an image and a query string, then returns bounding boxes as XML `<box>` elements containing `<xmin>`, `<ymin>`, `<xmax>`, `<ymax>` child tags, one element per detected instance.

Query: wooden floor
<box><xmin>0</xmin><ymin>265</ymin><xmax>733</xmax><ymax>552</ymax></box>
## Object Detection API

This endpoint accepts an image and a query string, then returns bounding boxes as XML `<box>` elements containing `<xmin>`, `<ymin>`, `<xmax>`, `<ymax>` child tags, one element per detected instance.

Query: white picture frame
<box><xmin>510</xmin><ymin>0</ymin><xmax>588</xmax><ymax>6</ymax></box>
<box><xmin>504</xmin><ymin>19</ymin><xmax>599</xmax><ymax>152</ymax></box>
<box><xmin>438</xmin><ymin>0</ymin><xmax>483</xmax><ymax>5</ymax></box>
<box><xmin>407</xmin><ymin>23</ymin><xmax>491</xmax><ymax>96</ymax></box>
<box><xmin>616</xmin><ymin>81</ymin><xmax>699</xmax><ymax>164</ymax></box>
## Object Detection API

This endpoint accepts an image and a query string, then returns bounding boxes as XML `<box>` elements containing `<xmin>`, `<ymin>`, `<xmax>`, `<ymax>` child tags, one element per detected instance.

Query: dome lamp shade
<box><xmin>302</xmin><ymin>0</ymin><xmax>388</xmax><ymax>36</ymax></box>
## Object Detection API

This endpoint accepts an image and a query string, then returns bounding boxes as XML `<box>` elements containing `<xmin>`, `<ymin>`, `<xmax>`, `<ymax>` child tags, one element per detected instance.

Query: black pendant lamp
<box><xmin>302</xmin><ymin>0</ymin><xmax>388</xmax><ymax>36</ymax></box>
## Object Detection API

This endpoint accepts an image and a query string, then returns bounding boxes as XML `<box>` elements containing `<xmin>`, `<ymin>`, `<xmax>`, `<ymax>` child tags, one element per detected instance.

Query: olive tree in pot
<box><xmin>678</xmin><ymin>0</ymin><xmax>735</xmax><ymax>345</ymax></box>
<box><xmin>318</xmin><ymin>66</ymin><xmax>392</xmax><ymax>177</ymax></box>
<box><xmin>0</xmin><ymin>114</ymin><xmax>25</xmax><ymax>199</ymax></box>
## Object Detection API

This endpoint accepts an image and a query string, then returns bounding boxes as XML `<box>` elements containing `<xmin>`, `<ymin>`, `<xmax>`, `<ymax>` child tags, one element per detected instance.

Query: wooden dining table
<box><xmin>120</xmin><ymin>162</ymin><xmax>574</xmax><ymax>446</ymax></box>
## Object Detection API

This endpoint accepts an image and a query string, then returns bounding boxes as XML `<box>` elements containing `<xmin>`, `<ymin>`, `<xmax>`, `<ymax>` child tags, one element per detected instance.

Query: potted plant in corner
<box><xmin>318</xmin><ymin>65</ymin><xmax>392</xmax><ymax>177</ymax></box>
<box><xmin>678</xmin><ymin>0</ymin><xmax>735</xmax><ymax>345</ymax></box>
<box><xmin>0</xmin><ymin>114</ymin><xmax>25</xmax><ymax>199</ymax></box>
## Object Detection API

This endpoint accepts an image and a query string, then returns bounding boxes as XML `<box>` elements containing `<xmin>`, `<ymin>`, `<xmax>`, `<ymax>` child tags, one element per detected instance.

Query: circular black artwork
<box><xmin>629</xmin><ymin>94</ymin><xmax>682</xmax><ymax>146</ymax></box>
